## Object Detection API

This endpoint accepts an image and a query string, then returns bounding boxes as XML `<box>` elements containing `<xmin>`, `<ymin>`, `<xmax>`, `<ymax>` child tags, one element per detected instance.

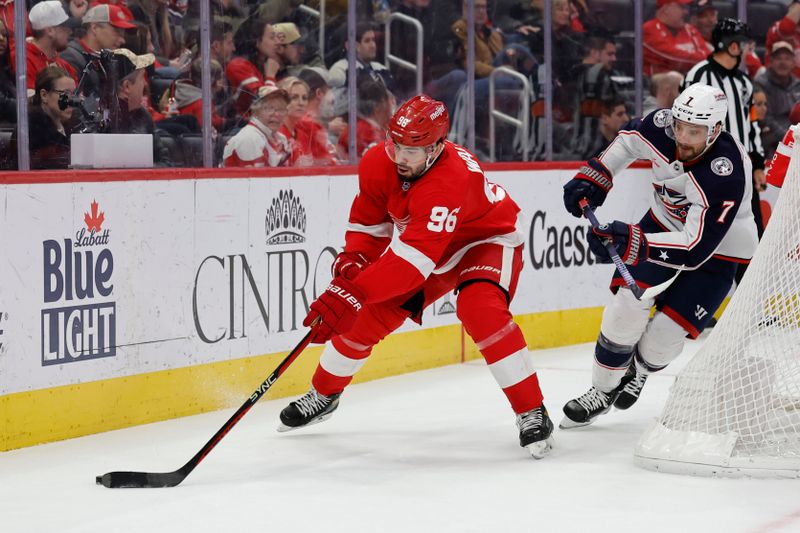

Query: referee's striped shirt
<box><xmin>683</xmin><ymin>57</ymin><xmax>764</xmax><ymax>167</ymax></box>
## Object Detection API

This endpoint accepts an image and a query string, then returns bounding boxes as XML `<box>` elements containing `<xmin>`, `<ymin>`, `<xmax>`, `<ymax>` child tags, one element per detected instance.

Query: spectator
<box><xmin>1</xmin><ymin>0</ymin><xmax>16</xmax><ymax>38</ymax></box>
<box><xmin>128</xmin><ymin>0</ymin><xmax>176</xmax><ymax>62</ymax></box>
<box><xmin>64</xmin><ymin>0</ymin><xmax>90</xmax><ymax>19</ymax></box>
<box><xmin>227</xmin><ymin>18</ymin><xmax>281</xmax><ymax>115</ymax></box>
<box><xmin>642</xmin><ymin>70</ymin><xmax>683</xmax><ymax>115</ymax></box>
<box><xmin>451</xmin><ymin>0</ymin><xmax>503</xmax><ymax>79</ymax></box>
<box><xmin>124</xmin><ymin>20</ymin><xmax>154</xmax><ymax>55</ymax></box>
<box><xmin>572</xmin><ymin>34</ymin><xmax>631</xmax><ymax>158</ymax></box>
<box><xmin>208</xmin><ymin>20</ymin><xmax>236</xmax><ymax>130</ymax></box>
<box><xmin>223</xmin><ymin>84</ymin><xmax>291</xmax><ymax>167</ymax></box>
<box><xmin>172</xmin><ymin>58</ymin><xmax>225</xmax><ymax>131</ymax></box>
<box><xmin>643</xmin><ymin>0</ymin><xmax>710</xmax><ymax>75</ymax></box>
<box><xmin>210</xmin><ymin>20</ymin><xmax>235</xmax><ymax>65</ymax></box>
<box><xmin>273</xmin><ymin>22</ymin><xmax>306</xmax><ymax>78</ymax></box>
<box><xmin>329</xmin><ymin>22</ymin><xmax>395</xmax><ymax>91</ymax></box>
<box><xmin>337</xmin><ymin>78</ymin><xmax>393</xmax><ymax>161</ymax></box>
<box><xmin>765</xmin><ymin>1</ymin><xmax>800</xmax><ymax>78</ymax></box>
<box><xmin>582</xmin><ymin>96</ymin><xmax>629</xmax><ymax>159</ymax></box>
<box><xmin>25</xmin><ymin>66</ymin><xmax>76</xmax><ymax>169</ymax></box>
<box><xmin>11</xmin><ymin>0</ymin><xmax>77</xmax><ymax>96</ymax></box>
<box><xmin>278</xmin><ymin>75</ymin><xmax>336</xmax><ymax>167</ymax></box>
<box><xmin>278</xmin><ymin>76</ymin><xmax>312</xmax><ymax>166</ymax></box>
<box><xmin>90</xmin><ymin>1</ymin><xmax>134</xmax><ymax>21</ymax></box>
<box><xmin>689</xmin><ymin>0</ymin><xmax>716</xmax><ymax>42</ymax></box>
<box><xmin>61</xmin><ymin>4</ymin><xmax>135</xmax><ymax>99</ymax></box>
<box><xmin>751</xmin><ymin>89</ymin><xmax>777</xmax><ymax>161</ymax></box>
<box><xmin>296</xmin><ymin>68</ymin><xmax>339</xmax><ymax>165</ymax></box>
<box><xmin>103</xmin><ymin>48</ymin><xmax>171</xmax><ymax>165</ymax></box>
<box><xmin>0</xmin><ymin>17</ymin><xmax>15</xmax><ymax>125</ymax></box>
<box><xmin>755</xmin><ymin>41</ymin><xmax>800</xmax><ymax>156</ymax></box>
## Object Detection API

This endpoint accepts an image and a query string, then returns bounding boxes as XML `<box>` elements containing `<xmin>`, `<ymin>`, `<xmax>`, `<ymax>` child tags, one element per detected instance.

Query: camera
<box><xmin>58</xmin><ymin>92</ymin><xmax>102</xmax><ymax>133</ymax></box>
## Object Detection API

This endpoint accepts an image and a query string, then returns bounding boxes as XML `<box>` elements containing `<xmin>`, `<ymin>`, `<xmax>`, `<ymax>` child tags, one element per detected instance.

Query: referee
<box><xmin>683</xmin><ymin>18</ymin><xmax>765</xmax><ymax>287</ymax></box>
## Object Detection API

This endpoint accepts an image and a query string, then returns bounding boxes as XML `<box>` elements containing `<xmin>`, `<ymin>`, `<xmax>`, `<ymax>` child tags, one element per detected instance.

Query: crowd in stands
<box><xmin>1</xmin><ymin>0</ymin><xmax>799</xmax><ymax>170</ymax></box>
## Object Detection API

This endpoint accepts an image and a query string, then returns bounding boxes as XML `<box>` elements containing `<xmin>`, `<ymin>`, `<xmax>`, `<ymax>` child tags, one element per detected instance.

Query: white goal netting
<box><xmin>634</xmin><ymin>131</ymin><xmax>800</xmax><ymax>478</ymax></box>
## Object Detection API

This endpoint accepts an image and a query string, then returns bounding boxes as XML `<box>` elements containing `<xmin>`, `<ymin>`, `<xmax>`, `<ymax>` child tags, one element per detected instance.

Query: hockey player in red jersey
<box><xmin>278</xmin><ymin>94</ymin><xmax>554</xmax><ymax>458</ymax></box>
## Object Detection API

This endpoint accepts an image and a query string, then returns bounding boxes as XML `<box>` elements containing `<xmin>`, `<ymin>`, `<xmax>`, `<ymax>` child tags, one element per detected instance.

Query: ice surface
<box><xmin>2</xmin><ymin>338</ymin><xmax>798</xmax><ymax>533</ymax></box>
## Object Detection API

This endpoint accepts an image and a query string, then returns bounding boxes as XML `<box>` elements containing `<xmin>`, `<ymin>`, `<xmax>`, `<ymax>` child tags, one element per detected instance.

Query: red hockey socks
<box><xmin>457</xmin><ymin>282</ymin><xmax>543</xmax><ymax>413</ymax></box>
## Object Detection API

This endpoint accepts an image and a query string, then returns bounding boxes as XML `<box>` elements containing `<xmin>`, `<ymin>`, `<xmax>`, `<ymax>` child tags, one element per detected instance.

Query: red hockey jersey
<box><xmin>346</xmin><ymin>141</ymin><xmax>524</xmax><ymax>304</ymax></box>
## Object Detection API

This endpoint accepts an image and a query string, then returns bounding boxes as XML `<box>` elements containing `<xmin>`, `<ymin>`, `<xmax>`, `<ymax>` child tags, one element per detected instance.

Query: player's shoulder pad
<box><xmin>693</xmin><ymin>132</ymin><xmax>748</xmax><ymax>183</ymax></box>
<box><xmin>619</xmin><ymin>109</ymin><xmax>675</xmax><ymax>158</ymax></box>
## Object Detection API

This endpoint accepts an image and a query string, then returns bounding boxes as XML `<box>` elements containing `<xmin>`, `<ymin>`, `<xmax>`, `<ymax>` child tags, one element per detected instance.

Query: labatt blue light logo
<box><xmin>41</xmin><ymin>200</ymin><xmax>116</xmax><ymax>365</ymax></box>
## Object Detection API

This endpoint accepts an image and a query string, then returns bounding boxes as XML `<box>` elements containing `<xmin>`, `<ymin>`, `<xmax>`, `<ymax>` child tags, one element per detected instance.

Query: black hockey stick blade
<box><xmin>96</xmin><ymin>470</ymin><xmax>186</xmax><ymax>488</ymax></box>
<box><xmin>95</xmin><ymin>326</ymin><xmax>316</xmax><ymax>488</ymax></box>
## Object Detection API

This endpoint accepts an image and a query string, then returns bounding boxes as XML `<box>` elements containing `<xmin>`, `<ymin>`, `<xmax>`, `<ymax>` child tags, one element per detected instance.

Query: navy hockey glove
<box><xmin>332</xmin><ymin>251</ymin><xmax>370</xmax><ymax>281</ymax></box>
<box><xmin>587</xmin><ymin>221</ymin><xmax>648</xmax><ymax>266</ymax></box>
<box><xmin>304</xmin><ymin>277</ymin><xmax>364</xmax><ymax>343</ymax></box>
<box><xmin>563</xmin><ymin>158</ymin><xmax>614</xmax><ymax>218</ymax></box>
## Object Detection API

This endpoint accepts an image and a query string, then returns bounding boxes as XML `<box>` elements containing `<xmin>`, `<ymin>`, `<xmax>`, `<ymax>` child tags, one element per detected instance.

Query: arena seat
<box><xmin>158</xmin><ymin>134</ymin><xmax>184</xmax><ymax>167</ymax></box>
<box><xmin>179</xmin><ymin>134</ymin><xmax>204</xmax><ymax>167</ymax></box>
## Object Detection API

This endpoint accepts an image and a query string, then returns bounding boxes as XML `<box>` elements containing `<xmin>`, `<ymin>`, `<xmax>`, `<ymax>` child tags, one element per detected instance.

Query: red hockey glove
<box><xmin>563</xmin><ymin>158</ymin><xmax>614</xmax><ymax>218</ymax></box>
<box><xmin>303</xmin><ymin>277</ymin><xmax>365</xmax><ymax>343</ymax></box>
<box><xmin>332</xmin><ymin>251</ymin><xmax>370</xmax><ymax>281</ymax></box>
<box><xmin>587</xmin><ymin>221</ymin><xmax>648</xmax><ymax>266</ymax></box>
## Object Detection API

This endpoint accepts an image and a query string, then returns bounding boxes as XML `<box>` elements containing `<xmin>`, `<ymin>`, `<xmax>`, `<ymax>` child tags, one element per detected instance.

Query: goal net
<box><xmin>634</xmin><ymin>130</ymin><xmax>800</xmax><ymax>478</ymax></box>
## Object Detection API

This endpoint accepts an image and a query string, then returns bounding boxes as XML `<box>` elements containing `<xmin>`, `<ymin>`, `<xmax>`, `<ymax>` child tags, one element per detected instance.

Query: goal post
<box><xmin>634</xmin><ymin>131</ymin><xmax>800</xmax><ymax>478</ymax></box>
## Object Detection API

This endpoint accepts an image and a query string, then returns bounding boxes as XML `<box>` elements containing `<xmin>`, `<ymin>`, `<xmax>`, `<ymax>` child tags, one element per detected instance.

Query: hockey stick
<box><xmin>580</xmin><ymin>199</ymin><xmax>645</xmax><ymax>300</ymax></box>
<box><xmin>96</xmin><ymin>322</ymin><xmax>318</xmax><ymax>488</ymax></box>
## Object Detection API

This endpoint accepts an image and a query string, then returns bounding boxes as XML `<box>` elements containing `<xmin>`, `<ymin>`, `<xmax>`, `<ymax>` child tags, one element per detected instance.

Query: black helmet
<box><xmin>711</xmin><ymin>18</ymin><xmax>750</xmax><ymax>52</ymax></box>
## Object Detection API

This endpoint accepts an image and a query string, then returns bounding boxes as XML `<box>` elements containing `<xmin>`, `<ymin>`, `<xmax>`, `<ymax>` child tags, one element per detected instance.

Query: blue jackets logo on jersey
<box><xmin>711</xmin><ymin>157</ymin><xmax>734</xmax><ymax>176</ymax></box>
<box><xmin>653</xmin><ymin>109</ymin><xmax>672</xmax><ymax>128</ymax></box>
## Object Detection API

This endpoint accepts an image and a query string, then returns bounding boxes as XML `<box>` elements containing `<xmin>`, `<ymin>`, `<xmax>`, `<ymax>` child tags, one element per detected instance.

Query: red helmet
<box><xmin>387</xmin><ymin>94</ymin><xmax>449</xmax><ymax>147</ymax></box>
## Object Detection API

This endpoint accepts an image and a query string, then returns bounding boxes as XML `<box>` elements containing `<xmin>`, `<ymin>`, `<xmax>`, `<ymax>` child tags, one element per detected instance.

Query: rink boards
<box><xmin>0</xmin><ymin>164</ymin><xmax>651</xmax><ymax>450</ymax></box>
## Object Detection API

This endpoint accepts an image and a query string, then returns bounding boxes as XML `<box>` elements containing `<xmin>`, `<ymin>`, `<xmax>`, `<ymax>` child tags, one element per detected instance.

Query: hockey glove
<box><xmin>563</xmin><ymin>158</ymin><xmax>614</xmax><ymax>218</ymax></box>
<box><xmin>587</xmin><ymin>221</ymin><xmax>648</xmax><ymax>266</ymax></box>
<box><xmin>304</xmin><ymin>277</ymin><xmax>365</xmax><ymax>343</ymax></box>
<box><xmin>332</xmin><ymin>251</ymin><xmax>370</xmax><ymax>281</ymax></box>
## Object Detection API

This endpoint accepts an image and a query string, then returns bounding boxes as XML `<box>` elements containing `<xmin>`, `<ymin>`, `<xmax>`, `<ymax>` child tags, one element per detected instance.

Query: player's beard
<box><xmin>676</xmin><ymin>142</ymin><xmax>705</xmax><ymax>162</ymax></box>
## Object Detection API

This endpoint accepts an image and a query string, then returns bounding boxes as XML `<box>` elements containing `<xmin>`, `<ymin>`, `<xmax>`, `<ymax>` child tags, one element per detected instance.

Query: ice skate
<box><xmin>614</xmin><ymin>365</ymin><xmax>648</xmax><ymax>410</ymax></box>
<box><xmin>559</xmin><ymin>387</ymin><xmax>618</xmax><ymax>429</ymax></box>
<box><xmin>517</xmin><ymin>405</ymin><xmax>554</xmax><ymax>459</ymax></box>
<box><xmin>277</xmin><ymin>387</ymin><xmax>341</xmax><ymax>432</ymax></box>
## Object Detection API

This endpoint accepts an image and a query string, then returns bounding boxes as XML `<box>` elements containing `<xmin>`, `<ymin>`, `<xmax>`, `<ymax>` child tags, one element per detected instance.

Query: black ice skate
<box><xmin>516</xmin><ymin>405</ymin><xmax>554</xmax><ymax>459</ymax></box>
<box><xmin>614</xmin><ymin>365</ymin><xmax>648</xmax><ymax>410</ymax></box>
<box><xmin>559</xmin><ymin>387</ymin><xmax>618</xmax><ymax>429</ymax></box>
<box><xmin>277</xmin><ymin>387</ymin><xmax>341</xmax><ymax>432</ymax></box>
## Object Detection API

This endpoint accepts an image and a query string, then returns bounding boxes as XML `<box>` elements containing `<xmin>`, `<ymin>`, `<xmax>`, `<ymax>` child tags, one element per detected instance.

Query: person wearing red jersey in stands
<box><xmin>10</xmin><ymin>1</ymin><xmax>77</xmax><ymax>95</ymax></box>
<box><xmin>765</xmin><ymin>1</ymin><xmax>800</xmax><ymax>78</ymax></box>
<box><xmin>643</xmin><ymin>0</ymin><xmax>710</xmax><ymax>75</ymax></box>
<box><xmin>337</xmin><ymin>77</ymin><xmax>394</xmax><ymax>161</ymax></box>
<box><xmin>222</xmin><ymin>84</ymin><xmax>291</xmax><ymax>168</ymax></box>
<box><xmin>278</xmin><ymin>94</ymin><xmax>554</xmax><ymax>459</ymax></box>
<box><xmin>226</xmin><ymin>18</ymin><xmax>281</xmax><ymax>116</ymax></box>
<box><xmin>278</xmin><ymin>75</ymin><xmax>337</xmax><ymax>167</ymax></box>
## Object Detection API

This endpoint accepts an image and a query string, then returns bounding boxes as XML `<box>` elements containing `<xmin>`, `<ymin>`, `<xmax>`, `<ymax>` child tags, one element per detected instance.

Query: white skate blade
<box><xmin>276</xmin><ymin>412</ymin><xmax>333</xmax><ymax>433</ymax></box>
<box><xmin>558</xmin><ymin>415</ymin><xmax>596</xmax><ymax>430</ymax></box>
<box><xmin>526</xmin><ymin>437</ymin><xmax>554</xmax><ymax>459</ymax></box>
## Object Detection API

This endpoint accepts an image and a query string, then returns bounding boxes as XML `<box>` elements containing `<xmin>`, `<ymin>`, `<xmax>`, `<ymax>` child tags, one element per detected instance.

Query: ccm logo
<box><xmin>328</xmin><ymin>284</ymin><xmax>362</xmax><ymax>311</ymax></box>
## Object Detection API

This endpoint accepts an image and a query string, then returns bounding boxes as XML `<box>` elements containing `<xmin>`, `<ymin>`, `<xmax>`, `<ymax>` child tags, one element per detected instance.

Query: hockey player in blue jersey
<box><xmin>560</xmin><ymin>83</ymin><xmax>758</xmax><ymax>428</ymax></box>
